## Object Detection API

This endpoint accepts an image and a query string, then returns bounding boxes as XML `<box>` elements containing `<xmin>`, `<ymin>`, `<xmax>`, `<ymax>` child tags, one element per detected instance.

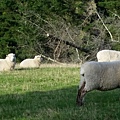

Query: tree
<box><xmin>0</xmin><ymin>0</ymin><xmax>20</xmax><ymax>57</ymax></box>
<box><xmin>0</xmin><ymin>0</ymin><xmax>120</xmax><ymax>62</ymax></box>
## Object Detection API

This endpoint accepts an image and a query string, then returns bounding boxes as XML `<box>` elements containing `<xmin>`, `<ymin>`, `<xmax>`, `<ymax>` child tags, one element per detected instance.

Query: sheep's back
<box><xmin>97</xmin><ymin>50</ymin><xmax>120</xmax><ymax>62</ymax></box>
<box><xmin>0</xmin><ymin>60</ymin><xmax>11</xmax><ymax>71</ymax></box>
<box><xmin>99</xmin><ymin>62</ymin><xmax>120</xmax><ymax>90</ymax></box>
<box><xmin>81</xmin><ymin>61</ymin><xmax>120</xmax><ymax>90</ymax></box>
<box><xmin>20</xmin><ymin>59</ymin><xmax>40</xmax><ymax>68</ymax></box>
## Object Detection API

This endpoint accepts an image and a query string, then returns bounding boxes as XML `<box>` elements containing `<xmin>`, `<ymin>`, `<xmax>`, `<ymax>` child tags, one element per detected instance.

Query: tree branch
<box><xmin>46</xmin><ymin>34</ymin><xmax>89</xmax><ymax>53</ymax></box>
<box><xmin>66</xmin><ymin>27</ymin><xmax>80</xmax><ymax>60</ymax></box>
<box><xmin>41</xmin><ymin>54</ymin><xmax>65</xmax><ymax>64</ymax></box>
<box><xmin>109</xmin><ymin>11</ymin><xmax>120</xmax><ymax>19</ymax></box>
<box><xmin>96</xmin><ymin>11</ymin><xmax>115</xmax><ymax>42</ymax></box>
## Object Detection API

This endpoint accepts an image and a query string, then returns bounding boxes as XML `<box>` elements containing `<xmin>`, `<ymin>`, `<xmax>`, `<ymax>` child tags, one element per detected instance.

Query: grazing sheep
<box><xmin>0</xmin><ymin>53</ymin><xmax>16</xmax><ymax>71</ymax></box>
<box><xmin>76</xmin><ymin>61</ymin><xmax>120</xmax><ymax>106</ymax></box>
<box><xmin>97</xmin><ymin>50</ymin><xmax>120</xmax><ymax>62</ymax></box>
<box><xmin>20</xmin><ymin>55</ymin><xmax>41</xmax><ymax>68</ymax></box>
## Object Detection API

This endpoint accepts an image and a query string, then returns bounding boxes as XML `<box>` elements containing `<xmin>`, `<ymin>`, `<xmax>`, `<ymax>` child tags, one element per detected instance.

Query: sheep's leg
<box><xmin>76</xmin><ymin>81</ymin><xmax>87</xmax><ymax>106</ymax></box>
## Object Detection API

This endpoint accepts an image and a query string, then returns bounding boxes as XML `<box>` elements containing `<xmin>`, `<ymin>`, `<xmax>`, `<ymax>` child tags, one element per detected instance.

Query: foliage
<box><xmin>0</xmin><ymin>0</ymin><xmax>20</xmax><ymax>57</ymax></box>
<box><xmin>97</xmin><ymin>0</ymin><xmax>120</xmax><ymax>15</ymax></box>
<box><xmin>0</xmin><ymin>0</ymin><xmax>120</xmax><ymax>62</ymax></box>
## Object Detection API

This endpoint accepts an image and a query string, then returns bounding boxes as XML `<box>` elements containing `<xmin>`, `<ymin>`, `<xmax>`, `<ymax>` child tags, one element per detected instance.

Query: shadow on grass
<box><xmin>15</xmin><ymin>67</ymin><xmax>40</xmax><ymax>71</ymax></box>
<box><xmin>0</xmin><ymin>86</ymin><xmax>120</xmax><ymax>119</ymax></box>
<box><xmin>0</xmin><ymin>86</ymin><xmax>78</xmax><ymax>119</ymax></box>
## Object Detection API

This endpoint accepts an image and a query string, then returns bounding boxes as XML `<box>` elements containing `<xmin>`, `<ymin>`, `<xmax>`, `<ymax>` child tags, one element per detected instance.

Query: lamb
<box><xmin>76</xmin><ymin>61</ymin><xmax>120</xmax><ymax>106</ymax></box>
<box><xmin>20</xmin><ymin>55</ymin><xmax>41</xmax><ymax>68</ymax></box>
<box><xmin>0</xmin><ymin>53</ymin><xmax>16</xmax><ymax>71</ymax></box>
<box><xmin>97</xmin><ymin>50</ymin><xmax>120</xmax><ymax>62</ymax></box>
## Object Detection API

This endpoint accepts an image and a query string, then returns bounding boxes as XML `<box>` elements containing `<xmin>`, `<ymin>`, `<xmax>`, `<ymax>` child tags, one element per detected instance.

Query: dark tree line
<box><xmin>0</xmin><ymin>0</ymin><xmax>120</xmax><ymax>62</ymax></box>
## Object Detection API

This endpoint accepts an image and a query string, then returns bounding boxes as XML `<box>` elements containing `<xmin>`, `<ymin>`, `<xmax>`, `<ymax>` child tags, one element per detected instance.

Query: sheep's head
<box><xmin>34</xmin><ymin>55</ymin><xmax>42</xmax><ymax>61</ymax></box>
<box><xmin>6</xmin><ymin>53</ymin><xmax>16</xmax><ymax>62</ymax></box>
<box><xmin>76</xmin><ymin>81</ymin><xmax>86</xmax><ymax>106</ymax></box>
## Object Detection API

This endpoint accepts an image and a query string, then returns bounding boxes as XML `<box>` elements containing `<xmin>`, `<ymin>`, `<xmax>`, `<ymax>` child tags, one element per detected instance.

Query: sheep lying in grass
<box><xmin>0</xmin><ymin>53</ymin><xmax>16</xmax><ymax>71</ymax></box>
<box><xmin>97</xmin><ymin>50</ymin><xmax>120</xmax><ymax>62</ymax></box>
<box><xmin>76</xmin><ymin>61</ymin><xmax>120</xmax><ymax>106</ymax></box>
<box><xmin>20</xmin><ymin>55</ymin><xmax>41</xmax><ymax>68</ymax></box>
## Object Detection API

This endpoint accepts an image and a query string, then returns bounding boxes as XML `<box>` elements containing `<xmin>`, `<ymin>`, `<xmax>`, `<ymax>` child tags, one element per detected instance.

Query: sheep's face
<box><xmin>34</xmin><ymin>55</ymin><xmax>41</xmax><ymax>61</ymax></box>
<box><xmin>11</xmin><ymin>56</ymin><xmax>16</xmax><ymax>62</ymax></box>
<box><xmin>6</xmin><ymin>53</ymin><xmax>16</xmax><ymax>62</ymax></box>
<box><xmin>76</xmin><ymin>81</ymin><xmax>86</xmax><ymax>106</ymax></box>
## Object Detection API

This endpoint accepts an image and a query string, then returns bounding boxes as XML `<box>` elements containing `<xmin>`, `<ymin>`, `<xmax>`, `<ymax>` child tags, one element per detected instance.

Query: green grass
<box><xmin>0</xmin><ymin>66</ymin><xmax>120</xmax><ymax>120</ymax></box>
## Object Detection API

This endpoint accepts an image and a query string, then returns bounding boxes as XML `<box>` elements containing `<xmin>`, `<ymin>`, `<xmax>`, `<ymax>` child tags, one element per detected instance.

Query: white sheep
<box><xmin>97</xmin><ymin>50</ymin><xmax>120</xmax><ymax>62</ymax></box>
<box><xmin>0</xmin><ymin>53</ymin><xmax>16</xmax><ymax>71</ymax></box>
<box><xmin>76</xmin><ymin>61</ymin><xmax>120</xmax><ymax>106</ymax></box>
<box><xmin>20</xmin><ymin>55</ymin><xmax>41</xmax><ymax>68</ymax></box>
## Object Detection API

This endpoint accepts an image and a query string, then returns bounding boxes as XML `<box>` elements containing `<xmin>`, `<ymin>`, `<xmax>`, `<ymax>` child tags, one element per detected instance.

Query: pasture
<box><xmin>0</xmin><ymin>64</ymin><xmax>120</xmax><ymax>120</ymax></box>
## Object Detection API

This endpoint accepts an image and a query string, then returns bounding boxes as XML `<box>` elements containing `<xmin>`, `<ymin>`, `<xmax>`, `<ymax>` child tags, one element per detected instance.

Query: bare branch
<box><xmin>95</xmin><ymin>11</ymin><xmax>120</xmax><ymax>43</ymax></box>
<box><xmin>41</xmin><ymin>54</ymin><xmax>65</xmax><ymax>65</ymax></box>
<box><xmin>47</xmin><ymin>34</ymin><xmax>89</xmax><ymax>53</ymax></box>
<box><xmin>109</xmin><ymin>11</ymin><xmax>120</xmax><ymax>19</ymax></box>
<box><xmin>66</xmin><ymin>27</ymin><xmax>80</xmax><ymax>60</ymax></box>
<box><xmin>53</xmin><ymin>40</ymin><xmax>61</xmax><ymax>60</ymax></box>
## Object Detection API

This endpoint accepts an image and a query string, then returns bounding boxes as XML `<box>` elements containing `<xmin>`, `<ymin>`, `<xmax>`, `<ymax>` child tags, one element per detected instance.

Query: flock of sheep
<box><xmin>0</xmin><ymin>53</ymin><xmax>41</xmax><ymax>71</ymax></box>
<box><xmin>76</xmin><ymin>49</ymin><xmax>120</xmax><ymax>106</ymax></box>
<box><xmin>1</xmin><ymin>50</ymin><xmax>120</xmax><ymax>106</ymax></box>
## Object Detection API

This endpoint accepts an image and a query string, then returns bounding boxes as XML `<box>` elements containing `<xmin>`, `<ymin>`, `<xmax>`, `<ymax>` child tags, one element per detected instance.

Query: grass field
<box><xmin>0</xmin><ymin>64</ymin><xmax>120</xmax><ymax>120</ymax></box>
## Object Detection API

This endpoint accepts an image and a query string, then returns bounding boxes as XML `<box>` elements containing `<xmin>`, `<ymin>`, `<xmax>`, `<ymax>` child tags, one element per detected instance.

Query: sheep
<box><xmin>0</xmin><ymin>53</ymin><xmax>16</xmax><ymax>71</ymax></box>
<box><xmin>20</xmin><ymin>55</ymin><xmax>41</xmax><ymax>68</ymax></box>
<box><xmin>76</xmin><ymin>61</ymin><xmax>120</xmax><ymax>106</ymax></box>
<box><xmin>97</xmin><ymin>50</ymin><xmax>120</xmax><ymax>62</ymax></box>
